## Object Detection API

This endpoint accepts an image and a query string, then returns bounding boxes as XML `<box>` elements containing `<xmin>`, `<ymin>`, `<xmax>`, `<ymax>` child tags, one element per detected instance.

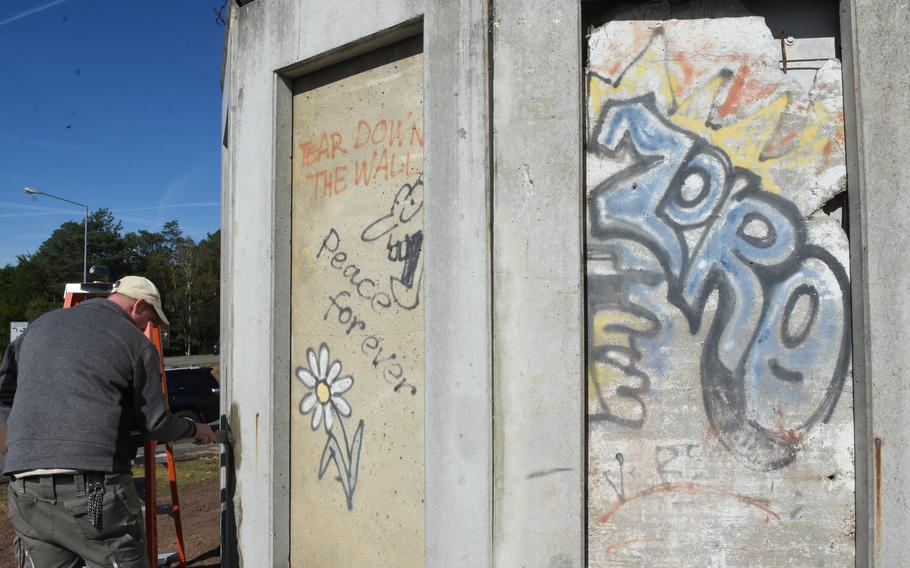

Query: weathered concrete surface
<box><xmin>223</xmin><ymin>2</ymin><xmax>423</xmax><ymax>566</ymax></box>
<box><xmin>221</xmin><ymin>0</ymin><xmax>910</xmax><ymax>565</ymax></box>
<box><xmin>290</xmin><ymin>43</ymin><xmax>425</xmax><ymax>567</ymax></box>
<box><xmin>423</xmin><ymin>0</ymin><xmax>493</xmax><ymax>566</ymax></box>
<box><xmin>222</xmin><ymin>6</ymin><xmax>296</xmax><ymax>567</ymax></box>
<box><xmin>586</xmin><ymin>14</ymin><xmax>853</xmax><ymax>566</ymax></box>
<box><xmin>492</xmin><ymin>1</ymin><xmax>585</xmax><ymax>566</ymax></box>
<box><xmin>225</xmin><ymin>2</ymin><xmax>498</xmax><ymax>565</ymax></box>
<box><xmin>841</xmin><ymin>1</ymin><xmax>910</xmax><ymax>565</ymax></box>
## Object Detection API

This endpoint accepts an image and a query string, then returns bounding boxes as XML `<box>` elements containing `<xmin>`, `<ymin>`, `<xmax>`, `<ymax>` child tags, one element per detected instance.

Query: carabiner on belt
<box><xmin>86</xmin><ymin>476</ymin><xmax>106</xmax><ymax>530</ymax></box>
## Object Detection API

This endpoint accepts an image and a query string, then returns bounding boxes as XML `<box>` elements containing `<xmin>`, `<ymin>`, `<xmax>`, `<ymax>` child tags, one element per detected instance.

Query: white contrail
<box><xmin>0</xmin><ymin>0</ymin><xmax>69</xmax><ymax>29</ymax></box>
<box><xmin>0</xmin><ymin>202</ymin><xmax>218</xmax><ymax>219</ymax></box>
<box><xmin>0</xmin><ymin>200</ymin><xmax>73</xmax><ymax>213</ymax></box>
<box><xmin>0</xmin><ymin>211</ymin><xmax>81</xmax><ymax>219</ymax></box>
<box><xmin>113</xmin><ymin>202</ymin><xmax>219</xmax><ymax>213</ymax></box>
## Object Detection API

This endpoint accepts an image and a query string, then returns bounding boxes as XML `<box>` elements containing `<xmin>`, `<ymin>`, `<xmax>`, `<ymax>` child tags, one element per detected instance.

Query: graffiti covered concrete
<box><xmin>586</xmin><ymin>16</ymin><xmax>854</xmax><ymax>566</ymax></box>
<box><xmin>290</xmin><ymin>44</ymin><xmax>424</xmax><ymax>567</ymax></box>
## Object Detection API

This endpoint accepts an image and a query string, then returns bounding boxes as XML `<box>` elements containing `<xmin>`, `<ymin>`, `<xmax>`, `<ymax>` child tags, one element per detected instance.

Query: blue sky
<box><xmin>0</xmin><ymin>0</ymin><xmax>224</xmax><ymax>267</ymax></box>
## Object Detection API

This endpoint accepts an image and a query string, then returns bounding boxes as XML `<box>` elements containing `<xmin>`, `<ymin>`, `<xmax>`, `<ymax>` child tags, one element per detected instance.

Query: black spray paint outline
<box><xmin>361</xmin><ymin>174</ymin><xmax>424</xmax><ymax>310</ymax></box>
<box><xmin>587</xmin><ymin>247</ymin><xmax>663</xmax><ymax>429</ymax></box>
<box><xmin>318</xmin><ymin>417</ymin><xmax>365</xmax><ymax>512</ymax></box>
<box><xmin>295</xmin><ymin>343</ymin><xmax>366</xmax><ymax>510</ymax></box>
<box><xmin>587</xmin><ymin>95</ymin><xmax>851</xmax><ymax>470</ymax></box>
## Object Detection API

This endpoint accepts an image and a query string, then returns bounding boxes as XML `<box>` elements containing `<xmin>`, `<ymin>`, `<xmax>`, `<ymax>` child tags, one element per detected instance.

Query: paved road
<box><xmin>163</xmin><ymin>354</ymin><xmax>219</xmax><ymax>368</ymax></box>
<box><xmin>160</xmin><ymin>354</ymin><xmax>221</xmax><ymax>462</ymax></box>
<box><xmin>155</xmin><ymin>440</ymin><xmax>219</xmax><ymax>463</ymax></box>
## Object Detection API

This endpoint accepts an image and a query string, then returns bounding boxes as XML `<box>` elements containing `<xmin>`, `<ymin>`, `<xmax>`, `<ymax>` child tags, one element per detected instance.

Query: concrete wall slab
<box><xmin>223</xmin><ymin>2</ymin><xmax>426</xmax><ymax>565</ymax></box>
<box><xmin>289</xmin><ymin>42</ymin><xmax>425</xmax><ymax>567</ymax></box>
<box><xmin>423</xmin><ymin>0</ymin><xmax>493</xmax><ymax>566</ymax></box>
<box><xmin>491</xmin><ymin>1</ymin><xmax>585</xmax><ymax>566</ymax></box>
<box><xmin>585</xmin><ymin>13</ymin><xmax>853</xmax><ymax>565</ymax></box>
<box><xmin>841</xmin><ymin>1</ymin><xmax>910</xmax><ymax>565</ymax></box>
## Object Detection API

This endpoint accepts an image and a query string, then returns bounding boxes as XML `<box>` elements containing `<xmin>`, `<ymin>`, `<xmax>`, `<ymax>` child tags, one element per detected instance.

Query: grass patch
<box><xmin>133</xmin><ymin>456</ymin><xmax>220</xmax><ymax>489</ymax></box>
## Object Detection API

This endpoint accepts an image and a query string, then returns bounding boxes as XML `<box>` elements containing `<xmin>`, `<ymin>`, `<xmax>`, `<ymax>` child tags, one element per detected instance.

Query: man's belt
<box><xmin>15</xmin><ymin>471</ymin><xmax>109</xmax><ymax>530</ymax></box>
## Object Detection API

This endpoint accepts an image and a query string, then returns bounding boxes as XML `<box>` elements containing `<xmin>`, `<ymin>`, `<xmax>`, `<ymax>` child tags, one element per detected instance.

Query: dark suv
<box><xmin>164</xmin><ymin>366</ymin><xmax>220</xmax><ymax>424</ymax></box>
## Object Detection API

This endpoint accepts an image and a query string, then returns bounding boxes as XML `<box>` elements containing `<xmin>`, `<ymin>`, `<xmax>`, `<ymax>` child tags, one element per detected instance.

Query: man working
<box><xmin>0</xmin><ymin>276</ymin><xmax>216</xmax><ymax>568</ymax></box>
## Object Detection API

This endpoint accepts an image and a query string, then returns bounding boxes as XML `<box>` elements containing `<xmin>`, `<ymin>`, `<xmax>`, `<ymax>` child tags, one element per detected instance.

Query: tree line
<box><xmin>0</xmin><ymin>209</ymin><xmax>219</xmax><ymax>356</ymax></box>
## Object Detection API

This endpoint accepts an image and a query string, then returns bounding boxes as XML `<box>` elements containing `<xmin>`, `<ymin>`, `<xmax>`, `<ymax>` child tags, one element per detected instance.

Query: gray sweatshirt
<box><xmin>0</xmin><ymin>298</ymin><xmax>196</xmax><ymax>474</ymax></box>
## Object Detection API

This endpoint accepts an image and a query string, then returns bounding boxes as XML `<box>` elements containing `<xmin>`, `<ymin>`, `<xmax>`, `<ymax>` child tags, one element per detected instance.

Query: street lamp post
<box><xmin>24</xmin><ymin>187</ymin><xmax>88</xmax><ymax>283</ymax></box>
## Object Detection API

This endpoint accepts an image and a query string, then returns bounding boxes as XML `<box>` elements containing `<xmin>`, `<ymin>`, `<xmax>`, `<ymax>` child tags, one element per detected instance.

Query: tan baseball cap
<box><xmin>112</xmin><ymin>276</ymin><xmax>170</xmax><ymax>326</ymax></box>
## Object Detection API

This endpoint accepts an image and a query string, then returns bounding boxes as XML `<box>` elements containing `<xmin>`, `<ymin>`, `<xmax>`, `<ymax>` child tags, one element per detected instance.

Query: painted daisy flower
<box><xmin>296</xmin><ymin>343</ymin><xmax>354</xmax><ymax>433</ymax></box>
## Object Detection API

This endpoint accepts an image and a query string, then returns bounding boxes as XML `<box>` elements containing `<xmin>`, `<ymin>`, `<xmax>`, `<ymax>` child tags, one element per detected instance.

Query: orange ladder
<box><xmin>62</xmin><ymin>282</ymin><xmax>187</xmax><ymax>568</ymax></box>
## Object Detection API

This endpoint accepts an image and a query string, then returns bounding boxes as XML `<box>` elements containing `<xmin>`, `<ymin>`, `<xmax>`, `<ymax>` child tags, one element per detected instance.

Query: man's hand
<box><xmin>194</xmin><ymin>422</ymin><xmax>216</xmax><ymax>445</ymax></box>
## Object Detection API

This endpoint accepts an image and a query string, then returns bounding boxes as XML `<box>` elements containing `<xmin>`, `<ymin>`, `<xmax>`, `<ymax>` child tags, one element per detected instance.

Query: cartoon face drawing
<box><xmin>361</xmin><ymin>174</ymin><xmax>425</xmax><ymax>310</ymax></box>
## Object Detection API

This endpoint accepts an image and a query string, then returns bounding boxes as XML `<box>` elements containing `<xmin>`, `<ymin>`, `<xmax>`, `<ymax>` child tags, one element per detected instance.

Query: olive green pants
<box><xmin>7</xmin><ymin>473</ymin><xmax>149</xmax><ymax>568</ymax></box>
